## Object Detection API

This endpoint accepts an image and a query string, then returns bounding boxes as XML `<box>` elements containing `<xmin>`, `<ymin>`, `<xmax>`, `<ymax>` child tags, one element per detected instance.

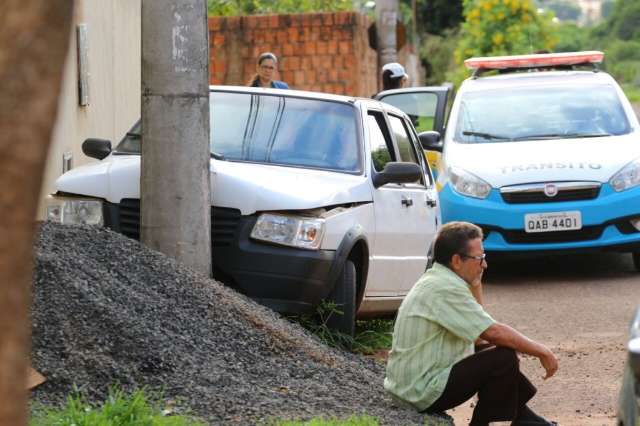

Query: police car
<box><xmin>377</xmin><ymin>51</ymin><xmax>640</xmax><ymax>269</ymax></box>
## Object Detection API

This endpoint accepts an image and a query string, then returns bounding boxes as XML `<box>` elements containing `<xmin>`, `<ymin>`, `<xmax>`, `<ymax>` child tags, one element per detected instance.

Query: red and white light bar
<box><xmin>464</xmin><ymin>51</ymin><xmax>604</xmax><ymax>70</ymax></box>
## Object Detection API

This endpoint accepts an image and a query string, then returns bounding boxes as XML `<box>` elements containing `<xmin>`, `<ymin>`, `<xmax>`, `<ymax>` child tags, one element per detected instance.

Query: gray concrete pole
<box><xmin>376</xmin><ymin>0</ymin><xmax>398</xmax><ymax>69</ymax></box>
<box><xmin>141</xmin><ymin>0</ymin><xmax>212</xmax><ymax>276</ymax></box>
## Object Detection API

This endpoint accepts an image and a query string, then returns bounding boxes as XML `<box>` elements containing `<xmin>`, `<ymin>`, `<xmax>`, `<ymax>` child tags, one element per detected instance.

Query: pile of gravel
<box><xmin>31</xmin><ymin>223</ymin><xmax>447</xmax><ymax>425</ymax></box>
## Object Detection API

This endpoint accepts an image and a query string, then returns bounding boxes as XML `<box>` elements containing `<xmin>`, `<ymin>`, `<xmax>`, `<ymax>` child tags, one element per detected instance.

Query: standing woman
<box><xmin>248</xmin><ymin>52</ymin><xmax>289</xmax><ymax>89</ymax></box>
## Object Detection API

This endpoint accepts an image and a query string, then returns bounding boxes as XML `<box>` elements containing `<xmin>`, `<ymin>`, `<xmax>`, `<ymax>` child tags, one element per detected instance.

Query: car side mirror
<box><xmin>372</xmin><ymin>162</ymin><xmax>422</xmax><ymax>188</ymax></box>
<box><xmin>82</xmin><ymin>138</ymin><xmax>112</xmax><ymax>160</ymax></box>
<box><xmin>629</xmin><ymin>337</ymin><xmax>640</xmax><ymax>381</ymax></box>
<box><xmin>418</xmin><ymin>131</ymin><xmax>443</xmax><ymax>152</ymax></box>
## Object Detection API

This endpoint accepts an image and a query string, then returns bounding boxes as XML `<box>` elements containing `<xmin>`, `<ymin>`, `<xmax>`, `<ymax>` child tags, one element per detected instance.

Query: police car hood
<box><xmin>445</xmin><ymin>133</ymin><xmax>640</xmax><ymax>188</ymax></box>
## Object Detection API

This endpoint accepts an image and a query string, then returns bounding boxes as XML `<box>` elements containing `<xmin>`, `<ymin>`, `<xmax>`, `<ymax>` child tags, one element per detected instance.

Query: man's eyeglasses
<box><xmin>460</xmin><ymin>253</ymin><xmax>486</xmax><ymax>263</ymax></box>
<box><xmin>260</xmin><ymin>65</ymin><xmax>275</xmax><ymax>70</ymax></box>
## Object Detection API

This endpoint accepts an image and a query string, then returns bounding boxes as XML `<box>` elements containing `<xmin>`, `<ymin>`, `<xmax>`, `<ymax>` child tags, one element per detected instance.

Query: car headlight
<box><xmin>46</xmin><ymin>196</ymin><xmax>104</xmax><ymax>226</ymax></box>
<box><xmin>250</xmin><ymin>213</ymin><xmax>325</xmax><ymax>250</ymax></box>
<box><xmin>448</xmin><ymin>166</ymin><xmax>491</xmax><ymax>199</ymax></box>
<box><xmin>610</xmin><ymin>158</ymin><xmax>640</xmax><ymax>192</ymax></box>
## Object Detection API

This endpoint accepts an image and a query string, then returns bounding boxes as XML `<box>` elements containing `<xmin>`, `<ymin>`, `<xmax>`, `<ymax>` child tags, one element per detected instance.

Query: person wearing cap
<box><xmin>385</xmin><ymin>221</ymin><xmax>559</xmax><ymax>426</ymax></box>
<box><xmin>382</xmin><ymin>62</ymin><xmax>409</xmax><ymax>90</ymax></box>
<box><xmin>248</xmin><ymin>52</ymin><xmax>289</xmax><ymax>89</ymax></box>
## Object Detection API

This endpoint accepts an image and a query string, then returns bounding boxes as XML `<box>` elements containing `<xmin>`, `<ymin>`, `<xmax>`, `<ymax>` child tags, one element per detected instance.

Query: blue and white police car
<box><xmin>378</xmin><ymin>51</ymin><xmax>640</xmax><ymax>269</ymax></box>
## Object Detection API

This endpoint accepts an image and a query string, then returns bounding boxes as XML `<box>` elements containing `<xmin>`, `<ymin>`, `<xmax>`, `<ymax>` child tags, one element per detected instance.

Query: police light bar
<box><xmin>464</xmin><ymin>51</ymin><xmax>604</xmax><ymax>71</ymax></box>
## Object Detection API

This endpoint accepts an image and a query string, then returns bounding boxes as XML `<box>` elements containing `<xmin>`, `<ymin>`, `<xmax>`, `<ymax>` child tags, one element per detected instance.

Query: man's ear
<box><xmin>450</xmin><ymin>254</ymin><xmax>463</xmax><ymax>272</ymax></box>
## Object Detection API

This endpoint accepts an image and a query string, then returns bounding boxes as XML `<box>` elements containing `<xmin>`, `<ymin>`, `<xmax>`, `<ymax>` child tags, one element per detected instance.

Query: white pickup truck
<box><xmin>46</xmin><ymin>86</ymin><xmax>445</xmax><ymax>335</ymax></box>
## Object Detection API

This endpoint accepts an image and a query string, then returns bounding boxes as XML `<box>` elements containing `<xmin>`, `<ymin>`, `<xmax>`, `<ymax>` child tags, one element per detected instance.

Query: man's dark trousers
<box><xmin>426</xmin><ymin>346</ymin><xmax>536</xmax><ymax>425</ymax></box>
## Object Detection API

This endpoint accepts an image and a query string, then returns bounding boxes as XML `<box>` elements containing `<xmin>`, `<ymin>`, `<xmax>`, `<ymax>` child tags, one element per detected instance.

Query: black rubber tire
<box><xmin>326</xmin><ymin>259</ymin><xmax>357</xmax><ymax>337</ymax></box>
<box><xmin>633</xmin><ymin>252</ymin><xmax>640</xmax><ymax>272</ymax></box>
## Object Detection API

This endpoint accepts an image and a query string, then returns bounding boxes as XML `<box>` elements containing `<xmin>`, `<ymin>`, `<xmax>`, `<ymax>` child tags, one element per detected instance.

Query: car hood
<box><xmin>55</xmin><ymin>156</ymin><xmax>372</xmax><ymax>216</ymax></box>
<box><xmin>444</xmin><ymin>133</ymin><xmax>640</xmax><ymax>188</ymax></box>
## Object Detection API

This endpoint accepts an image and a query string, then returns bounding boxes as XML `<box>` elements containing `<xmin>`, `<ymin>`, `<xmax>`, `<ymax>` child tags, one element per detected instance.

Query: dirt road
<box><xmin>449</xmin><ymin>251</ymin><xmax>638</xmax><ymax>426</ymax></box>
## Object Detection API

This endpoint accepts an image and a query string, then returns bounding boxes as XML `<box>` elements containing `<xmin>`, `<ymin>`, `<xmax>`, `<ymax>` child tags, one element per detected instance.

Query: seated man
<box><xmin>384</xmin><ymin>222</ymin><xmax>558</xmax><ymax>426</ymax></box>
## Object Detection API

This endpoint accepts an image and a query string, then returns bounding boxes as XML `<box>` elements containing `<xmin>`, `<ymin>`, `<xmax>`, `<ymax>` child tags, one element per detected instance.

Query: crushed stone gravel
<box><xmin>30</xmin><ymin>222</ymin><xmax>450</xmax><ymax>425</ymax></box>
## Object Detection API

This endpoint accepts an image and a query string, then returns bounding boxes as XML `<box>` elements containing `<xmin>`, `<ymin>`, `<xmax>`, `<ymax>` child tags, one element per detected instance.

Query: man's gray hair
<box><xmin>433</xmin><ymin>221</ymin><xmax>483</xmax><ymax>266</ymax></box>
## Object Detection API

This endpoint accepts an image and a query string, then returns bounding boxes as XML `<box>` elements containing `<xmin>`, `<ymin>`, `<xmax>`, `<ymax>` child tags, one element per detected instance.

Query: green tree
<box><xmin>448</xmin><ymin>0</ymin><xmax>558</xmax><ymax>84</ymax></box>
<box><xmin>207</xmin><ymin>0</ymin><xmax>353</xmax><ymax>15</ymax></box>
<box><xmin>404</xmin><ymin>0</ymin><xmax>464</xmax><ymax>35</ymax></box>
<box><xmin>553</xmin><ymin>22</ymin><xmax>588</xmax><ymax>52</ymax></box>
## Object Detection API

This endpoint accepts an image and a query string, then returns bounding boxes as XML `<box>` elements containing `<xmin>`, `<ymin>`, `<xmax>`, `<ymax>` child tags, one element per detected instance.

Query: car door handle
<box><xmin>426</xmin><ymin>195</ymin><xmax>437</xmax><ymax>208</ymax></box>
<box><xmin>401</xmin><ymin>196</ymin><xmax>413</xmax><ymax>207</ymax></box>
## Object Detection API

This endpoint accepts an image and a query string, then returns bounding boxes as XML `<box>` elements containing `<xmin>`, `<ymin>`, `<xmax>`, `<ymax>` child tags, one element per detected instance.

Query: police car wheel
<box><xmin>632</xmin><ymin>252</ymin><xmax>640</xmax><ymax>272</ymax></box>
<box><xmin>326</xmin><ymin>259</ymin><xmax>356</xmax><ymax>337</ymax></box>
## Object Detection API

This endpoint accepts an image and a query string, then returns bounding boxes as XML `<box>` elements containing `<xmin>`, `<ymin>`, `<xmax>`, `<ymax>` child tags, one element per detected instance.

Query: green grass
<box><xmin>292</xmin><ymin>303</ymin><xmax>394</xmax><ymax>355</ymax></box>
<box><xmin>30</xmin><ymin>387</ymin><xmax>205</xmax><ymax>426</ymax></box>
<box><xmin>622</xmin><ymin>83</ymin><xmax>640</xmax><ymax>103</ymax></box>
<box><xmin>353</xmin><ymin>319</ymin><xmax>394</xmax><ymax>355</ymax></box>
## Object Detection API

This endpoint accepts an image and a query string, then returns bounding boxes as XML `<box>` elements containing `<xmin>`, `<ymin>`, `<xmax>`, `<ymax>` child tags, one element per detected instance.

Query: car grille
<box><xmin>116</xmin><ymin>199</ymin><xmax>241</xmax><ymax>247</ymax></box>
<box><xmin>500</xmin><ymin>182</ymin><xmax>601</xmax><ymax>204</ymax></box>
<box><xmin>501</xmin><ymin>226</ymin><xmax>604</xmax><ymax>244</ymax></box>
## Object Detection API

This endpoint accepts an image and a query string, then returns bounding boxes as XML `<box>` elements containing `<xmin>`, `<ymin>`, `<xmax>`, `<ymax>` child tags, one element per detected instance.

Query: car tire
<box><xmin>326</xmin><ymin>259</ymin><xmax>357</xmax><ymax>337</ymax></box>
<box><xmin>632</xmin><ymin>252</ymin><xmax>640</xmax><ymax>272</ymax></box>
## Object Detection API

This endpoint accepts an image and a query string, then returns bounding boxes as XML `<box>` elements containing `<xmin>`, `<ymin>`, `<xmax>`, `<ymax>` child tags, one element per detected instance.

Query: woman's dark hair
<box><xmin>433</xmin><ymin>221</ymin><xmax>483</xmax><ymax>266</ymax></box>
<box><xmin>248</xmin><ymin>52</ymin><xmax>279</xmax><ymax>86</ymax></box>
<box><xmin>257</xmin><ymin>52</ymin><xmax>278</xmax><ymax>65</ymax></box>
<box><xmin>382</xmin><ymin>69</ymin><xmax>403</xmax><ymax>90</ymax></box>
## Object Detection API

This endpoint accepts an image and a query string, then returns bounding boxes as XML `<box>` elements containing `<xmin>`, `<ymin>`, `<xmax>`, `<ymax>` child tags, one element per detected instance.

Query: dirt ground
<box><xmin>448</xmin><ymin>251</ymin><xmax>637</xmax><ymax>426</ymax></box>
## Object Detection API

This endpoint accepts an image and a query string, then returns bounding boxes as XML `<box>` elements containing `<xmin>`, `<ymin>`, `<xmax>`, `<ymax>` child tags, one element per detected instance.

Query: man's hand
<box><xmin>538</xmin><ymin>347</ymin><xmax>558</xmax><ymax>379</ymax></box>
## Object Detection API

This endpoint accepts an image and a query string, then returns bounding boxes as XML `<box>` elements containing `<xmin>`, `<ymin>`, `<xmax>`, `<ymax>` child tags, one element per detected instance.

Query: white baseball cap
<box><xmin>382</xmin><ymin>62</ymin><xmax>408</xmax><ymax>79</ymax></box>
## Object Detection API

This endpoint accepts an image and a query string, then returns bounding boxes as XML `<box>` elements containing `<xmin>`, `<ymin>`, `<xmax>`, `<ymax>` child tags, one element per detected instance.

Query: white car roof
<box><xmin>459</xmin><ymin>70</ymin><xmax>619</xmax><ymax>93</ymax></box>
<box><xmin>209</xmin><ymin>85</ymin><xmax>410</xmax><ymax>118</ymax></box>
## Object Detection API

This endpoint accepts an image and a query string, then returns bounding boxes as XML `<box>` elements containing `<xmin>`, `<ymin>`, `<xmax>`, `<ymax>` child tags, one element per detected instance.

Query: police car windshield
<box><xmin>210</xmin><ymin>91</ymin><xmax>361</xmax><ymax>172</ymax></box>
<box><xmin>455</xmin><ymin>84</ymin><xmax>632</xmax><ymax>143</ymax></box>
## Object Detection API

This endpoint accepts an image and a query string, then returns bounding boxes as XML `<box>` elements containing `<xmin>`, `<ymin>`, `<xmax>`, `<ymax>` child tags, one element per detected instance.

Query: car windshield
<box><xmin>454</xmin><ymin>84</ymin><xmax>632</xmax><ymax>143</ymax></box>
<box><xmin>115</xmin><ymin>92</ymin><xmax>361</xmax><ymax>173</ymax></box>
<box><xmin>211</xmin><ymin>91</ymin><xmax>360</xmax><ymax>172</ymax></box>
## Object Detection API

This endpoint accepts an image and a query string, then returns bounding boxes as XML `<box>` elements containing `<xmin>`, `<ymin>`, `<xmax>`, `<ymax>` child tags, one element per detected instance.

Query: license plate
<box><xmin>524</xmin><ymin>211</ymin><xmax>582</xmax><ymax>233</ymax></box>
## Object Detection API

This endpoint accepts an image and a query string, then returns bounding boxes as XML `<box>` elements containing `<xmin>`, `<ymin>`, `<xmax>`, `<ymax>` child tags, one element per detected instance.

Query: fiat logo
<box><xmin>544</xmin><ymin>184</ymin><xmax>558</xmax><ymax>197</ymax></box>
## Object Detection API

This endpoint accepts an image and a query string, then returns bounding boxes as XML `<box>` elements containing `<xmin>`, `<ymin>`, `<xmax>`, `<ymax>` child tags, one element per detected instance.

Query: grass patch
<box><xmin>353</xmin><ymin>319</ymin><xmax>394</xmax><ymax>355</ymax></box>
<box><xmin>292</xmin><ymin>302</ymin><xmax>394</xmax><ymax>355</ymax></box>
<box><xmin>622</xmin><ymin>83</ymin><xmax>640</xmax><ymax>103</ymax></box>
<box><xmin>30</xmin><ymin>386</ymin><xmax>204</xmax><ymax>426</ymax></box>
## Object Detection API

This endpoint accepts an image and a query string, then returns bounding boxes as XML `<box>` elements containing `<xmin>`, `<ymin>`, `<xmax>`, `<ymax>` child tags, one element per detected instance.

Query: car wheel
<box><xmin>326</xmin><ymin>259</ymin><xmax>357</xmax><ymax>337</ymax></box>
<box><xmin>633</xmin><ymin>252</ymin><xmax>640</xmax><ymax>272</ymax></box>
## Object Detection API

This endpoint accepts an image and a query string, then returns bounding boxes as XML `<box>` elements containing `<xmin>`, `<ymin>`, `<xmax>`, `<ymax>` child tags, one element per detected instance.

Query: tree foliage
<box><xmin>447</xmin><ymin>0</ymin><xmax>558</xmax><ymax>84</ymax></box>
<box><xmin>207</xmin><ymin>0</ymin><xmax>353</xmax><ymax>15</ymax></box>
<box><xmin>590</xmin><ymin>0</ymin><xmax>640</xmax><ymax>84</ymax></box>
<box><xmin>401</xmin><ymin>0</ymin><xmax>464</xmax><ymax>35</ymax></box>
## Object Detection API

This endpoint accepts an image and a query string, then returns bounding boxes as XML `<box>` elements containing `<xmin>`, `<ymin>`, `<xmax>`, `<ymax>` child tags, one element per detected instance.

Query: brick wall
<box><xmin>209</xmin><ymin>12</ymin><xmax>378</xmax><ymax>97</ymax></box>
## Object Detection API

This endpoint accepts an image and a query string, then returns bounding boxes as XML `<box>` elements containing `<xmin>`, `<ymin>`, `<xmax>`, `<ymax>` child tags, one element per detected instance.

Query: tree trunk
<box><xmin>0</xmin><ymin>1</ymin><xmax>74</xmax><ymax>424</ymax></box>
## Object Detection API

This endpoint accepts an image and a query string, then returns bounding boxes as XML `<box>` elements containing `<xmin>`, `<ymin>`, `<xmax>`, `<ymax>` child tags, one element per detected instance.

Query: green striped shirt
<box><xmin>384</xmin><ymin>262</ymin><xmax>495</xmax><ymax>411</ymax></box>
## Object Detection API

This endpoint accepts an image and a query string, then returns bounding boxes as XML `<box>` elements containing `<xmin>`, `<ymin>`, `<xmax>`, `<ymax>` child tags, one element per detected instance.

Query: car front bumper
<box><xmin>104</xmin><ymin>200</ymin><xmax>338</xmax><ymax>314</ymax></box>
<box><xmin>439</xmin><ymin>183</ymin><xmax>640</xmax><ymax>253</ymax></box>
<box><xmin>212</xmin><ymin>214</ymin><xmax>337</xmax><ymax>314</ymax></box>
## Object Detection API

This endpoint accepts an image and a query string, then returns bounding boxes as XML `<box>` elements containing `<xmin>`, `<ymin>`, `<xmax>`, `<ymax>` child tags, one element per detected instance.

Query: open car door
<box><xmin>374</xmin><ymin>85</ymin><xmax>451</xmax><ymax>175</ymax></box>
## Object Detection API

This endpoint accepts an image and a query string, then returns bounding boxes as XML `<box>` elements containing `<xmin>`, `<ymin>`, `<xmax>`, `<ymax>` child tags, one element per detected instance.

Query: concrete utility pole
<box><xmin>376</xmin><ymin>0</ymin><xmax>399</xmax><ymax>68</ymax></box>
<box><xmin>0</xmin><ymin>1</ymin><xmax>74</xmax><ymax>424</ymax></box>
<box><xmin>141</xmin><ymin>0</ymin><xmax>212</xmax><ymax>276</ymax></box>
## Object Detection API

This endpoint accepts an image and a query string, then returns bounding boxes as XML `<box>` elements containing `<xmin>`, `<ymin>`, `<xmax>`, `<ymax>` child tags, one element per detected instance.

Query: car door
<box><xmin>365</xmin><ymin>109</ymin><xmax>437</xmax><ymax>297</ymax></box>
<box><xmin>374</xmin><ymin>86</ymin><xmax>451</xmax><ymax>175</ymax></box>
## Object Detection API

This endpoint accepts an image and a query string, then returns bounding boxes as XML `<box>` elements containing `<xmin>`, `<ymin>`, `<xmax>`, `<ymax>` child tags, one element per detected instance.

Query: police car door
<box><xmin>365</xmin><ymin>109</ymin><xmax>436</xmax><ymax>296</ymax></box>
<box><xmin>374</xmin><ymin>86</ymin><xmax>451</xmax><ymax>175</ymax></box>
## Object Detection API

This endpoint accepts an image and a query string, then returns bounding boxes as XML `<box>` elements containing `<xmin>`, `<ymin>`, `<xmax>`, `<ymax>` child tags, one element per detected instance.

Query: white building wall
<box><xmin>40</xmin><ymin>0</ymin><xmax>141</xmax><ymax>217</ymax></box>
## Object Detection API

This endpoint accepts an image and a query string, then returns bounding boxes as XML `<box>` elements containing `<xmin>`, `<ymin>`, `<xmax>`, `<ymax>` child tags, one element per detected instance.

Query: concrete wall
<box><xmin>209</xmin><ymin>12</ymin><xmax>379</xmax><ymax>97</ymax></box>
<box><xmin>40</xmin><ymin>0</ymin><xmax>141</xmax><ymax>216</ymax></box>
